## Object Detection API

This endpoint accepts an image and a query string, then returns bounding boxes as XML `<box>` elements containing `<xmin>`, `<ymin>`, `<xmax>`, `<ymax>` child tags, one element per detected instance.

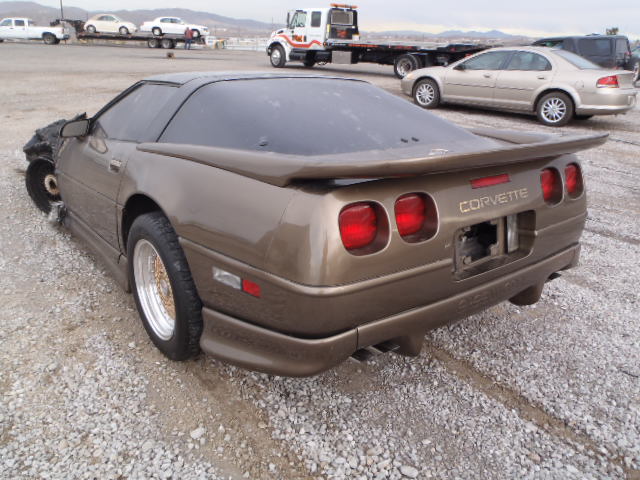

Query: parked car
<box><xmin>532</xmin><ymin>35</ymin><xmax>634</xmax><ymax>71</ymax></box>
<box><xmin>402</xmin><ymin>46</ymin><xmax>637</xmax><ymax>126</ymax></box>
<box><xmin>24</xmin><ymin>73</ymin><xmax>605</xmax><ymax>376</ymax></box>
<box><xmin>139</xmin><ymin>17</ymin><xmax>208</xmax><ymax>37</ymax></box>
<box><xmin>84</xmin><ymin>14</ymin><xmax>137</xmax><ymax>35</ymax></box>
<box><xmin>0</xmin><ymin>17</ymin><xmax>69</xmax><ymax>44</ymax></box>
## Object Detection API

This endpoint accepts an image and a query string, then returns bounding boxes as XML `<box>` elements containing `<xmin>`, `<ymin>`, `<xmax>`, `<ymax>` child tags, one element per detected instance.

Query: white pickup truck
<box><xmin>0</xmin><ymin>18</ymin><xmax>69</xmax><ymax>44</ymax></box>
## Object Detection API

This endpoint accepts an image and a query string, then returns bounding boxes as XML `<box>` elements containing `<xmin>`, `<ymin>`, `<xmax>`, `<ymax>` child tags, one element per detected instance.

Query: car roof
<box><xmin>143</xmin><ymin>71</ymin><xmax>366</xmax><ymax>86</ymax></box>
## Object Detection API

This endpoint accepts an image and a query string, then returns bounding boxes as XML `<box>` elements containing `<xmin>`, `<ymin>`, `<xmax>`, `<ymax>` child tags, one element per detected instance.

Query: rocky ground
<box><xmin>0</xmin><ymin>43</ymin><xmax>638</xmax><ymax>479</ymax></box>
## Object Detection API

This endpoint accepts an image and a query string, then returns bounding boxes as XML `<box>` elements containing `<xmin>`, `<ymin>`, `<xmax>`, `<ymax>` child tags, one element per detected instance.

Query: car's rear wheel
<box><xmin>119</xmin><ymin>26</ymin><xmax>129</xmax><ymax>35</ymax></box>
<box><xmin>86</xmin><ymin>25</ymin><xmax>96</xmax><ymax>34</ymax></box>
<box><xmin>394</xmin><ymin>54</ymin><xmax>419</xmax><ymax>79</ymax></box>
<box><xmin>536</xmin><ymin>92</ymin><xmax>573</xmax><ymax>126</ymax></box>
<box><xmin>25</xmin><ymin>159</ymin><xmax>60</xmax><ymax>213</ymax></box>
<box><xmin>128</xmin><ymin>212</ymin><xmax>203</xmax><ymax>361</ymax></box>
<box><xmin>152</xmin><ymin>27</ymin><xmax>162</xmax><ymax>36</ymax></box>
<box><xmin>270</xmin><ymin>45</ymin><xmax>286</xmax><ymax>68</ymax></box>
<box><xmin>413</xmin><ymin>78</ymin><xmax>440</xmax><ymax>109</ymax></box>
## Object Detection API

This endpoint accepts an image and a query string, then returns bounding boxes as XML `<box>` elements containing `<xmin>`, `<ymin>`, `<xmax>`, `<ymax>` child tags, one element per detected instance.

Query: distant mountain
<box><xmin>0</xmin><ymin>1</ymin><xmax>278</xmax><ymax>33</ymax></box>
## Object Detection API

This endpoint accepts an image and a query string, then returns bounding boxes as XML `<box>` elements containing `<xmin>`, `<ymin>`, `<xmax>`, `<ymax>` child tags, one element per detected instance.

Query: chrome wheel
<box><xmin>396</xmin><ymin>59</ymin><xmax>412</xmax><ymax>77</ymax></box>
<box><xmin>271</xmin><ymin>48</ymin><xmax>282</xmax><ymax>66</ymax></box>
<box><xmin>541</xmin><ymin>97</ymin><xmax>567</xmax><ymax>124</ymax></box>
<box><xmin>133</xmin><ymin>239</ymin><xmax>175</xmax><ymax>341</ymax></box>
<box><xmin>416</xmin><ymin>82</ymin><xmax>435</xmax><ymax>106</ymax></box>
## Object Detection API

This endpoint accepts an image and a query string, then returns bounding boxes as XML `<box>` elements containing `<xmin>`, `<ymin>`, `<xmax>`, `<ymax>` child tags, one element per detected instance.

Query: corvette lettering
<box><xmin>459</xmin><ymin>188</ymin><xmax>529</xmax><ymax>213</ymax></box>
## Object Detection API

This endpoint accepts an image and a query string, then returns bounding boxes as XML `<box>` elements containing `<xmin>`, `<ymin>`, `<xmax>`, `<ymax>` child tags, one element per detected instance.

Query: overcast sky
<box><xmin>10</xmin><ymin>0</ymin><xmax>640</xmax><ymax>38</ymax></box>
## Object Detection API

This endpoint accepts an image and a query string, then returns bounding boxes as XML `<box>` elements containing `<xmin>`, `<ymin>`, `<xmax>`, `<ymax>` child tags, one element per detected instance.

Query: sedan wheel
<box><xmin>119</xmin><ymin>26</ymin><xmax>129</xmax><ymax>35</ymax></box>
<box><xmin>128</xmin><ymin>212</ymin><xmax>203</xmax><ymax>360</ymax></box>
<box><xmin>413</xmin><ymin>78</ymin><xmax>440</xmax><ymax>109</ymax></box>
<box><xmin>25</xmin><ymin>159</ymin><xmax>60</xmax><ymax>213</ymax></box>
<box><xmin>86</xmin><ymin>25</ymin><xmax>96</xmax><ymax>34</ymax></box>
<box><xmin>536</xmin><ymin>92</ymin><xmax>573</xmax><ymax>127</ymax></box>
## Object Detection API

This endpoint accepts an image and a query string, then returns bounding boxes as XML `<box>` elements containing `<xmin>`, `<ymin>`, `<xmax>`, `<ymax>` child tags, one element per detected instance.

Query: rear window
<box><xmin>330</xmin><ymin>10</ymin><xmax>354</xmax><ymax>25</ymax></box>
<box><xmin>578</xmin><ymin>38</ymin><xmax>612</xmax><ymax>56</ymax></box>
<box><xmin>553</xmin><ymin>49</ymin><xmax>600</xmax><ymax>69</ymax></box>
<box><xmin>159</xmin><ymin>78</ymin><xmax>487</xmax><ymax>156</ymax></box>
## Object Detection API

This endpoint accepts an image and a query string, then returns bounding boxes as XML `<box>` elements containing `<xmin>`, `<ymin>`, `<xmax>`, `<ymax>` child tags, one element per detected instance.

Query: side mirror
<box><xmin>60</xmin><ymin>119</ymin><xmax>90</xmax><ymax>138</ymax></box>
<box><xmin>454</xmin><ymin>63</ymin><xmax>466</xmax><ymax>71</ymax></box>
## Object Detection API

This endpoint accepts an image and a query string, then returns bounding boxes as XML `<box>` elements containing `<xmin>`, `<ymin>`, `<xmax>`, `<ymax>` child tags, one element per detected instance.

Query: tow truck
<box><xmin>267</xmin><ymin>4</ymin><xmax>488</xmax><ymax>78</ymax></box>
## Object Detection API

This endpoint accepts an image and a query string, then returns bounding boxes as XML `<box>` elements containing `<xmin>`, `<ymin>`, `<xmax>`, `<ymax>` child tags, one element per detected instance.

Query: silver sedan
<box><xmin>401</xmin><ymin>46</ymin><xmax>637</xmax><ymax>126</ymax></box>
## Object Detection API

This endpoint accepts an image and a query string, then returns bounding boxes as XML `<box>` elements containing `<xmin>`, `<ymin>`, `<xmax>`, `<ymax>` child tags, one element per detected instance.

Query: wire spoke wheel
<box><xmin>133</xmin><ymin>239</ymin><xmax>176</xmax><ymax>341</ymax></box>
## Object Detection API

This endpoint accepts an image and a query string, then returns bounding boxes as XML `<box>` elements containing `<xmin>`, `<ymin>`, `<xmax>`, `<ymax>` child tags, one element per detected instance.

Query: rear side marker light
<box><xmin>564</xmin><ymin>163</ymin><xmax>583</xmax><ymax>197</ymax></box>
<box><xmin>212</xmin><ymin>267</ymin><xmax>261</xmax><ymax>298</ymax></box>
<box><xmin>540</xmin><ymin>168</ymin><xmax>562</xmax><ymax>204</ymax></box>
<box><xmin>395</xmin><ymin>194</ymin><xmax>426</xmax><ymax>236</ymax></box>
<box><xmin>339</xmin><ymin>202</ymin><xmax>377</xmax><ymax>250</ymax></box>
<box><xmin>597</xmin><ymin>75</ymin><xmax>619</xmax><ymax>88</ymax></box>
<box><xmin>470</xmin><ymin>173</ymin><xmax>510</xmax><ymax>189</ymax></box>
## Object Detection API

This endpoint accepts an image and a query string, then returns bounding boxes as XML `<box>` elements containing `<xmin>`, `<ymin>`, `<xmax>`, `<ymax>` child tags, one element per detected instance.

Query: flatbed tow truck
<box><xmin>267</xmin><ymin>4</ymin><xmax>488</xmax><ymax>78</ymax></box>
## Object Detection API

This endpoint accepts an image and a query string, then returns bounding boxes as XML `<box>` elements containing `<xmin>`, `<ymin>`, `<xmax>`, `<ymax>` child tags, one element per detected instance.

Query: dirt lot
<box><xmin>0</xmin><ymin>43</ymin><xmax>638</xmax><ymax>480</ymax></box>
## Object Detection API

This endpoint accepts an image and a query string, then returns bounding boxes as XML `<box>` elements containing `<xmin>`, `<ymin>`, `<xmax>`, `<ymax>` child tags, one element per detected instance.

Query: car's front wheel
<box><xmin>270</xmin><ymin>45</ymin><xmax>286</xmax><ymax>68</ymax></box>
<box><xmin>128</xmin><ymin>212</ymin><xmax>203</xmax><ymax>361</ymax></box>
<box><xmin>413</xmin><ymin>78</ymin><xmax>441</xmax><ymax>109</ymax></box>
<box><xmin>119</xmin><ymin>26</ymin><xmax>130</xmax><ymax>35</ymax></box>
<box><xmin>152</xmin><ymin>27</ymin><xmax>162</xmax><ymax>36</ymax></box>
<box><xmin>25</xmin><ymin>159</ymin><xmax>60</xmax><ymax>213</ymax></box>
<box><xmin>537</xmin><ymin>92</ymin><xmax>573</xmax><ymax>126</ymax></box>
<box><xmin>86</xmin><ymin>25</ymin><xmax>96</xmax><ymax>34</ymax></box>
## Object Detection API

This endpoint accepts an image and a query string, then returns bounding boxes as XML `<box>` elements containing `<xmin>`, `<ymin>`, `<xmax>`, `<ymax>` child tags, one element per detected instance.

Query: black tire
<box><xmin>191</xmin><ymin>29</ymin><xmax>200</xmax><ymax>38</ymax></box>
<box><xmin>303</xmin><ymin>57</ymin><xmax>316</xmax><ymax>68</ymax></box>
<box><xmin>42</xmin><ymin>33</ymin><xmax>57</xmax><ymax>45</ymax></box>
<box><xmin>147</xmin><ymin>38</ymin><xmax>160</xmax><ymax>48</ymax></box>
<box><xmin>270</xmin><ymin>44</ymin><xmax>286</xmax><ymax>68</ymax></box>
<box><xmin>574</xmin><ymin>115</ymin><xmax>593</xmax><ymax>121</ymax></box>
<box><xmin>413</xmin><ymin>78</ymin><xmax>441</xmax><ymax>109</ymax></box>
<box><xmin>633</xmin><ymin>62</ymin><xmax>640</xmax><ymax>83</ymax></box>
<box><xmin>86</xmin><ymin>25</ymin><xmax>96</xmax><ymax>34</ymax></box>
<box><xmin>536</xmin><ymin>92</ymin><xmax>574</xmax><ymax>127</ymax></box>
<box><xmin>161</xmin><ymin>38</ymin><xmax>174</xmax><ymax>49</ymax></box>
<box><xmin>119</xmin><ymin>26</ymin><xmax>129</xmax><ymax>35</ymax></box>
<box><xmin>25</xmin><ymin>159</ymin><xmax>60</xmax><ymax>213</ymax></box>
<box><xmin>394</xmin><ymin>54</ymin><xmax>419</xmax><ymax>79</ymax></box>
<box><xmin>152</xmin><ymin>27</ymin><xmax>162</xmax><ymax>36</ymax></box>
<box><xmin>127</xmin><ymin>212</ymin><xmax>203</xmax><ymax>361</ymax></box>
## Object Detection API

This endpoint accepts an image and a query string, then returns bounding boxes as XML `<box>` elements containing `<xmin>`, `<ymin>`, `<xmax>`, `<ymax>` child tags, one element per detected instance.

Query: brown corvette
<box><xmin>24</xmin><ymin>72</ymin><xmax>606</xmax><ymax>376</ymax></box>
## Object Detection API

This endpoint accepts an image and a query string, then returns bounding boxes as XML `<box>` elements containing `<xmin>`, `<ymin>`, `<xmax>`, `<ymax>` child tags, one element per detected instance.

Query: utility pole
<box><xmin>59</xmin><ymin>0</ymin><xmax>64</xmax><ymax>20</ymax></box>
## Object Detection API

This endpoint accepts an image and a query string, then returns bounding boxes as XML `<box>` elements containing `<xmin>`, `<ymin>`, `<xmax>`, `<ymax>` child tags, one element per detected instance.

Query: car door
<box><xmin>56</xmin><ymin>83</ymin><xmax>178</xmax><ymax>250</ymax></box>
<box><xmin>13</xmin><ymin>19</ymin><xmax>27</xmax><ymax>39</ymax></box>
<box><xmin>442</xmin><ymin>50</ymin><xmax>511</xmax><ymax>106</ymax></box>
<box><xmin>493</xmin><ymin>51</ymin><xmax>554</xmax><ymax>111</ymax></box>
<box><xmin>289</xmin><ymin>11</ymin><xmax>308</xmax><ymax>45</ymax></box>
<box><xmin>103</xmin><ymin>15</ymin><xmax>118</xmax><ymax>33</ymax></box>
<box><xmin>0</xmin><ymin>18</ymin><xmax>14</xmax><ymax>38</ymax></box>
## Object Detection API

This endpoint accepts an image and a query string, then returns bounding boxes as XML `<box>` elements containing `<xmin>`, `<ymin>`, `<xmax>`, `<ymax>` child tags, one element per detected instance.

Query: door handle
<box><xmin>537</xmin><ymin>75</ymin><xmax>547</xmax><ymax>80</ymax></box>
<box><xmin>483</xmin><ymin>73</ymin><xmax>492</xmax><ymax>78</ymax></box>
<box><xmin>109</xmin><ymin>158</ymin><xmax>122</xmax><ymax>172</ymax></box>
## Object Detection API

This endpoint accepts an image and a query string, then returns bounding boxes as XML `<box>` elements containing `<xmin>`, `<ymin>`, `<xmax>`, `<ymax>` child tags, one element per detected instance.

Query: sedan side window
<box><xmin>93</xmin><ymin>84</ymin><xmax>176</xmax><ymax>142</ymax></box>
<box><xmin>461</xmin><ymin>51</ymin><xmax>510</xmax><ymax>70</ymax></box>
<box><xmin>506</xmin><ymin>52</ymin><xmax>552</xmax><ymax>71</ymax></box>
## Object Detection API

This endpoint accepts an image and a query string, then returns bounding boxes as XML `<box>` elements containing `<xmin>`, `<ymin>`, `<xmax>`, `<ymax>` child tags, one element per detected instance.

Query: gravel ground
<box><xmin>0</xmin><ymin>43</ymin><xmax>638</xmax><ymax>480</ymax></box>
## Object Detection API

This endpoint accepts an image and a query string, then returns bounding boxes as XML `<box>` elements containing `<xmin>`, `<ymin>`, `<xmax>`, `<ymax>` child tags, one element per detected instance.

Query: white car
<box><xmin>140</xmin><ymin>17</ymin><xmax>208</xmax><ymax>38</ymax></box>
<box><xmin>84</xmin><ymin>14</ymin><xmax>137</xmax><ymax>35</ymax></box>
<box><xmin>0</xmin><ymin>17</ymin><xmax>69</xmax><ymax>44</ymax></box>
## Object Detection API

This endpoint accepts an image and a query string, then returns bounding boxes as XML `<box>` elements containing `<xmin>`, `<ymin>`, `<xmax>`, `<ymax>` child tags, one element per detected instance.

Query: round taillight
<box><xmin>540</xmin><ymin>168</ymin><xmax>562</xmax><ymax>204</ymax></box>
<box><xmin>339</xmin><ymin>202</ymin><xmax>377</xmax><ymax>250</ymax></box>
<box><xmin>565</xmin><ymin>163</ymin><xmax>583</xmax><ymax>197</ymax></box>
<box><xmin>395</xmin><ymin>194</ymin><xmax>426</xmax><ymax>237</ymax></box>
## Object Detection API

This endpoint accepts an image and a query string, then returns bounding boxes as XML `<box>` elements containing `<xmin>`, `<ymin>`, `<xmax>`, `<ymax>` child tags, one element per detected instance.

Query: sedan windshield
<box><xmin>553</xmin><ymin>49</ymin><xmax>601</xmax><ymax>69</ymax></box>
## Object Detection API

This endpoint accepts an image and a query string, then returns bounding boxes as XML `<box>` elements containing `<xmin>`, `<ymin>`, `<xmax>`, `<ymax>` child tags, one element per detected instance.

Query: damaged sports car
<box><xmin>24</xmin><ymin>73</ymin><xmax>606</xmax><ymax>376</ymax></box>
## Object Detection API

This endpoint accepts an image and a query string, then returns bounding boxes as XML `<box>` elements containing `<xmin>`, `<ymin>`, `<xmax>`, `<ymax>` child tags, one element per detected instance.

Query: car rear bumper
<box><xmin>198</xmin><ymin>243</ymin><xmax>580</xmax><ymax>376</ymax></box>
<box><xmin>576</xmin><ymin>88</ymin><xmax>637</xmax><ymax>115</ymax></box>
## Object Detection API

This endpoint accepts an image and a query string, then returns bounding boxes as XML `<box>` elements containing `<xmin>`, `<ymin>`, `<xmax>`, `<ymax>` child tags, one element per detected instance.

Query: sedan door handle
<box><xmin>537</xmin><ymin>75</ymin><xmax>547</xmax><ymax>80</ymax></box>
<box><xmin>483</xmin><ymin>73</ymin><xmax>492</xmax><ymax>78</ymax></box>
<box><xmin>109</xmin><ymin>158</ymin><xmax>122</xmax><ymax>172</ymax></box>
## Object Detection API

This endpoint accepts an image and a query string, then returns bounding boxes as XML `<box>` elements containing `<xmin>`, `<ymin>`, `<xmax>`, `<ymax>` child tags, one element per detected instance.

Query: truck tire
<box><xmin>394</xmin><ymin>54</ymin><xmax>419</xmax><ymax>79</ymax></box>
<box><xmin>152</xmin><ymin>27</ymin><xmax>162</xmax><ymax>36</ymax></box>
<box><xmin>413</xmin><ymin>78</ymin><xmax>440</xmax><ymax>109</ymax></box>
<box><xmin>192</xmin><ymin>29</ymin><xmax>200</xmax><ymax>38</ymax></box>
<box><xmin>536</xmin><ymin>92</ymin><xmax>573</xmax><ymax>127</ymax></box>
<box><xmin>147</xmin><ymin>38</ymin><xmax>160</xmax><ymax>48</ymax></box>
<box><xmin>303</xmin><ymin>57</ymin><xmax>316</xmax><ymax>68</ymax></box>
<box><xmin>161</xmin><ymin>38</ymin><xmax>175</xmax><ymax>49</ymax></box>
<box><xmin>42</xmin><ymin>33</ymin><xmax>57</xmax><ymax>45</ymax></box>
<box><xmin>270</xmin><ymin>45</ymin><xmax>286</xmax><ymax>68</ymax></box>
<box><xmin>128</xmin><ymin>212</ymin><xmax>203</xmax><ymax>361</ymax></box>
<box><xmin>119</xmin><ymin>26</ymin><xmax>130</xmax><ymax>35</ymax></box>
<box><xmin>25</xmin><ymin>159</ymin><xmax>60</xmax><ymax>213</ymax></box>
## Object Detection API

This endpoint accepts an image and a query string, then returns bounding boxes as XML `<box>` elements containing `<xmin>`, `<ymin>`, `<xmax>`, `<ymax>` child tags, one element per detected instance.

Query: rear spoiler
<box><xmin>137</xmin><ymin>129</ymin><xmax>607</xmax><ymax>187</ymax></box>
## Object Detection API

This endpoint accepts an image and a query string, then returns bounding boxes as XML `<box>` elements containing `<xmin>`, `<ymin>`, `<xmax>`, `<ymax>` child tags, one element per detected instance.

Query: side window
<box><xmin>506</xmin><ymin>52</ymin><xmax>551</xmax><ymax>71</ymax></box>
<box><xmin>28</xmin><ymin>20</ymin><xmax>35</xmax><ymax>26</ymax></box>
<box><xmin>93</xmin><ymin>84</ymin><xmax>176</xmax><ymax>142</ymax></box>
<box><xmin>615</xmin><ymin>38</ymin><xmax>629</xmax><ymax>54</ymax></box>
<box><xmin>14</xmin><ymin>19</ymin><xmax>25</xmax><ymax>27</ymax></box>
<box><xmin>311</xmin><ymin>11</ymin><xmax>322</xmax><ymax>28</ymax></box>
<box><xmin>161</xmin><ymin>18</ymin><xmax>170</xmax><ymax>23</ymax></box>
<box><xmin>98</xmin><ymin>16</ymin><xmax>108</xmax><ymax>21</ymax></box>
<box><xmin>578</xmin><ymin>38</ymin><xmax>612</xmax><ymax>56</ymax></box>
<box><xmin>107</xmin><ymin>16</ymin><xmax>116</xmax><ymax>22</ymax></box>
<box><xmin>292</xmin><ymin>12</ymin><xmax>307</xmax><ymax>27</ymax></box>
<box><xmin>0</xmin><ymin>19</ymin><xmax>13</xmax><ymax>27</ymax></box>
<box><xmin>462</xmin><ymin>51</ymin><xmax>510</xmax><ymax>70</ymax></box>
